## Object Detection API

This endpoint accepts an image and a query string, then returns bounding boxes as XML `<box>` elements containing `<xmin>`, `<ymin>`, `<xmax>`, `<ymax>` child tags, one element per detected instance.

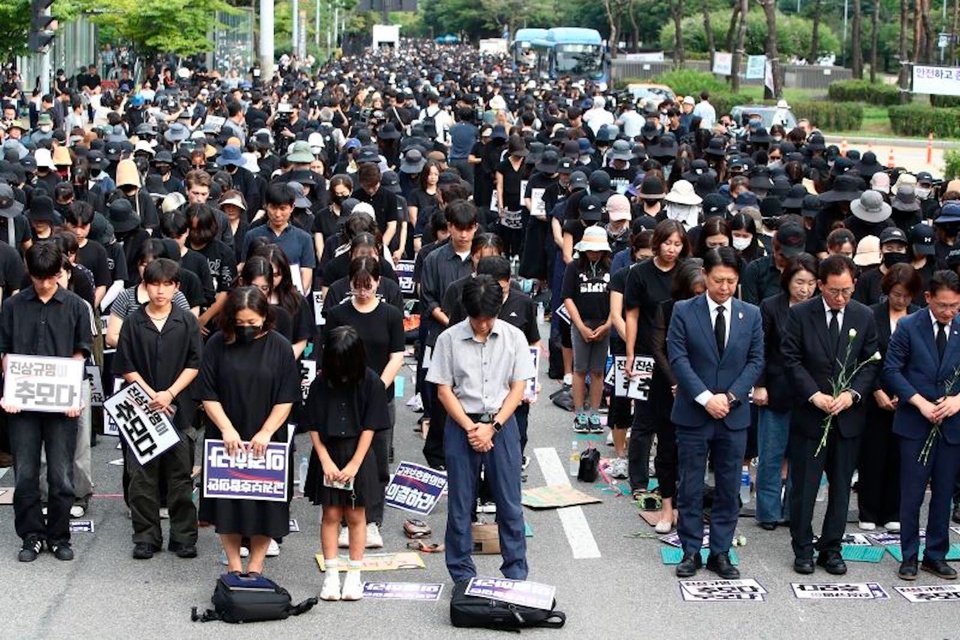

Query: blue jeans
<box><xmin>755</xmin><ymin>407</ymin><xmax>791</xmax><ymax>524</ymax></box>
<box><xmin>444</xmin><ymin>416</ymin><xmax>527</xmax><ymax>582</ymax></box>
<box><xmin>9</xmin><ymin>412</ymin><xmax>78</xmax><ymax>543</ymax></box>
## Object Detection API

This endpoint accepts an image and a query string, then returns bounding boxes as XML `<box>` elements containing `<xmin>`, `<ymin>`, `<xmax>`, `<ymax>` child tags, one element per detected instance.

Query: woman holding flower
<box><xmin>882</xmin><ymin>269</ymin><xmax>960</xmax><ymax>581</ymax></box>
<box><xmin>782</xmin><ymin>255</ymin><xmax>881</xmax><ymax>576</ymax></box>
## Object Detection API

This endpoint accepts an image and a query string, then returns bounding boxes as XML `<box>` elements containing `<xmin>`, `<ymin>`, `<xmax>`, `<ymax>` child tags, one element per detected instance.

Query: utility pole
<box><xmin>292</xmin><ymin>0</ymin><xmax>299</xmax><ymax>56</ymax></box>
<box><xmin>260</xmin><ymin>0</ymin><xmax>274</xmax><ymax>77</ymax></box>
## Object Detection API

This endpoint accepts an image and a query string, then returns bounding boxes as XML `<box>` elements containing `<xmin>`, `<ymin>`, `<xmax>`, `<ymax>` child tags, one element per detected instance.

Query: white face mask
<box><xmin>732</xmin><ymin>236</ymin><xmax>752</xmax><ymax>251</ymax></box>
<box><xmin>915</xmin><ymin>187</ymin><xmax>931</xmax><ymax>199</ymax></box>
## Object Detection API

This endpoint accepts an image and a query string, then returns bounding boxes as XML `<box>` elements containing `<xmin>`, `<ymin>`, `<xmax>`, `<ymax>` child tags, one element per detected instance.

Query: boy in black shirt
<box><xmin>113</xmin><ymin>259</ymin><xmax>202</xmax><ymax>560</ymax></box>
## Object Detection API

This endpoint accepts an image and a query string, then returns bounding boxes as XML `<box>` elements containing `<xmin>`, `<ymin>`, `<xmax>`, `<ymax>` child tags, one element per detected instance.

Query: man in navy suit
<box><xmin>883</xmin><ymin>270</ymin><xmax>960</xmax><ymax>581</ymax></box>
<box><xmin>668</xmin><ymin>247</ymin><xmax>764</xmax><ymax>578</ymax></box>
<box><xmin>782</xmin><ymin>254</ymin><xmax>880</xmax><ymax>576</ymax></box>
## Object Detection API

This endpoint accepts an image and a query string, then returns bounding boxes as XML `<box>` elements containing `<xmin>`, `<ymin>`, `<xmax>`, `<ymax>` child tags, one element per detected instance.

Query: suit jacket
<box><xmin>782</xmin><ymin>297</ymin><xmax>880</xmax><ymax>439</ymax></box>
<box><xmin>882</xmin><ymin>309</ymin><xmax>960</xmax><ymax>444</ymax></box>
<box><xmin>668</xmin><ymin>294</ymin><xmax>764</xmax><ymax>429</ymax></box>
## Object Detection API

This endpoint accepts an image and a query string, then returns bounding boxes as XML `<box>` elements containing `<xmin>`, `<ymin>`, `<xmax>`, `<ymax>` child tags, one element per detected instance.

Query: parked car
<box><xmin>626</xmin><ymin>83</ymin><xmax>677</xmax><ymax>107</ymax></box>
<box><xmin>730</xmin><ymin>104</ymin><xmax>798</xmax><ymax>131</ymax></box>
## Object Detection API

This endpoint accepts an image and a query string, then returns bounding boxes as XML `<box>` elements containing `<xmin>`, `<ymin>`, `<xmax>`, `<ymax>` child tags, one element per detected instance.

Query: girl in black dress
<box><xmin>198</xmin><ymin>287</ymin><xmax>301</xmax><ymax>576</ymax></box>
<box><xmin>303</xmin><ymin>326</ymin><xmax>390</xmax><ymax>602</ymax></box>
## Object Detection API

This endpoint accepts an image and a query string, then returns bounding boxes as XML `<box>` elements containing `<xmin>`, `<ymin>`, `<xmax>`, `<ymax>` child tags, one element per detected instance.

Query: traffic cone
<box><xmin>887</xmin><ymin>148</ymin><xmax>895</xmax><ymax>169</ymax></box>
<box><xmin>927</xmin><ymin>132</ymin><xmax>934</xmax><ymax>165</ymax></box>
<box><xmin>840</xmin><ymin>137</ymin><xmax>848</xmax><ymax>157</ymax></box>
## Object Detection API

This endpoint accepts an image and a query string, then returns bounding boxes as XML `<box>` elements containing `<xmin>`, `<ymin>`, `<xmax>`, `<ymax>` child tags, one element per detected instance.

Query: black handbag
<box><xmin>450</xmin><ymin>579</ymin><xmax>566</xmax><ymax>631</ymax></box>
<box><xmin>577</xmin><ymin>446</ymin><xmax>600</xmax><ymax>483</ymax></box>
<box><xmin>192</xmin><ymin>573</ymin><xmax>317</xmax><ymax>624</ymax></box>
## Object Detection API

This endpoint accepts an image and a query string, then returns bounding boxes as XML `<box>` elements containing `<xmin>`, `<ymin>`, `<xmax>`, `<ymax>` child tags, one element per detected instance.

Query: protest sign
<box><xmin>792</xmin><ymin>583</ymin><xmax>888</xmax><ymax>600</ymax></box>
<box><xmin>103</xmin><ymin>382</ymin><xmax>180</xmax><ymax>465</ymax></box>
<box><xmin>3</xmin><ymin>355</ymin><xmax>84</xmax><ymax>413</ymax></box>
<box><xmin>679</xmin><ymin>579</ymin><xmax>766</xmax><ymax>602</ymax></box>
<box><xmin>385</xmin><ymin>461</ymin><xmax>448</xmax><ymax>515</ymax></box>
<box><xmin>395</xmin><ymin>259</ymin><xmax>416</xmax><ymax>297</ymax></box>
<box><xmin>362</xmin><ymin>582</ymin><xmax>444</xmax><ymax>601</ymax></box>
<box><xmin>315</xmin><ymin>552</ymin><xmax>426</xmax><ymax>572</ymax></box>
<box><xmin>465</xmin><ymin>577</ymin><xmax>556</xmax><ymax>610</ymax></box>
<box><xmin>522</xmin><ymin>484</ymin><xmax>602</xmax><ymax>509</ymax></box>
<box><xmin>613</xmin><ymin>355</ymin><xmax>654</xmax><ymax>400</ymax></box>
<box><xmin>524</xmin><ymin>347</ymin><xmax>539</xmax><ymax>402</ymax></box>
<box><xmin>203</xmin><ymin>439</ymin><xmax>289</xmax><ymax>502</ymax></box>
<box><xmin>86</xmin><ymin>365</ymin><xmax>105</xmax><ymax>407</ymax></box>
<box><xmin>299</xmin><ymin>360</ymin><xmax>317</xmax><ymax>402</ymax></box>
<box><xmin>895</xmin><ymin>585</ymin><xmax>960</xmax><ymax>602</ymax></box>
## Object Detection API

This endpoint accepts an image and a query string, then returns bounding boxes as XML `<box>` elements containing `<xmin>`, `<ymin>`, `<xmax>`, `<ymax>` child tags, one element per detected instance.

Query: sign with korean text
<box><xmin>3</xmin><ymin>355</ymin><xmax>84</xmax><ymax>413</ymax></box>
<box><xmin>913</xmin><ymin>65</ymin><xmax>960</xmax><ymax>96</ymax></box>
<box><xmin>312</xmin><ymin>291</ymin><xmax>325</xmax><ymax>326</ymax></box>
<box><xmin>86</xmin><ymin>365</ymin><xmax>105</xmax><ymax>407</ymax></box>
<box><xmin>395</xmin><ymin>259</ymin><xmax>416</xmax><ymax>297</ymax></box>
<box><xmin>679</xmin><ymin>578</ymin><xmax>767</xmax><ymax>602</ymax></box>
<box><xmin>792</xmin><ymin>583</ymin><xmax>889</xmax><ymax>600</ymax></box>
<box><xmin>745</xmin><ymin>55</ymin><xmax>767</xmax><ymax>80</ymax></box>
<box><xmin>895</xmin><ymin>585</ymin><xmax>960</xmax><ymax>602</ymax></box>
<box><xmin>299</xmin><ymin>360</ymin><xmax>316</xmax><ymax>402</ymax></box>
<box><xmin>613</xmin><ymin>355</ymin><xmax>655</xmax><ymax>400</ymax></box>
<box><xmin>524</xmin><ymin>347</ymin><xmax>539</xmax><ymax>402</ymax></box>
<box><xmin>713</xmin><ymin>52</ymin><xmax>733</xmax><ymax>76</ymax></box>
<box><xmin>362</xmin><ymin>582</ymin><xmax>444</xmax><ymax>601</ymax></box>
<box><xmin>530</xmin><ymin>188</ymin><xmax>547</xmax><ymax>219</ymax></box>
<box><xmin>465</xmin><ymin>577</ymin><xmax>556</xmax><ymax>610</ymax></box>
<box><xmin>385</xmin><ymin>460</ymin><xmax>447</xmax><ymax>515</ymax></box>
<box><xmin>103</xmin><ymin>382</ymin><xmax>180</xmax><ymax>465</ymax></box>
<box><xmin>203</xmin><ymin>439</ymin><xmax>289</xmax><ymax>502</ymax></box>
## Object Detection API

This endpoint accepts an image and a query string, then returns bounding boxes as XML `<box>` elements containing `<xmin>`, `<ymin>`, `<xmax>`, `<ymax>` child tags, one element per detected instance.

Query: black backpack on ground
<box><xmin>577</xmin><ymin>446</ymin><xmax>600</xmax><ymax>483</ymax></box>
<box><xmin>450</xmin><ymin>579</ymin><xmax>566</xmax><ymax>631</ymax></box>
<box><xmin>192</xmin><ymin>573</ymin><xmax>318</xmax><ymax>624</ymax></box>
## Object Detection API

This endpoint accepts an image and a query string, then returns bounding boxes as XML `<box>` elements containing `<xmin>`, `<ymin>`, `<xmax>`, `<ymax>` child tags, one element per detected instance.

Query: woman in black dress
<box><xmin>303</xmin><ymin>326</ymin><xmax>390</xmax><ymax>601</ymax></box>
<box><xmin>198</xmin><ymin>287</ymin><xmax>301</xmax><ymax>575</ymax></box>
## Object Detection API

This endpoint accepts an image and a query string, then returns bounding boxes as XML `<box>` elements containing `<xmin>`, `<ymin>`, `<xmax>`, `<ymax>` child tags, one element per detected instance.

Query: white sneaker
<box><xmin>69</xmin><ymin>505</ymin><xmax>85</xmax><ymax>519</ymax></box>
<box><xmin>338</xmin><ymin>526</ymin><xmax>350</xmax><ymax>548</ymax></box>
<box><xmin>266</xmin><ymin>539</ymin><xmax>280</xmax><ymax>557</ymax></box>
<box><xmin>365</xmin><ymin>523</ymin><xmax>383</xmax><ymax>549</ymax></box>
<box><xmin>609</xmin><ymin>458</ymin><xmax>629</xmax><ymax>479</ymax></box>
<box><xmin>320</xmin><ymin>569</ymin><xmax>341</xmax><ymax>601</ymax></box>
<box><xmin>219</xmin><ymin>548</ymin><xmax>228</xmax><ymax>566</ymax></box>
<box><xmin>606</xmin><ymin>431</ymin><xmax>614</xmax><ymax>446</ymax></box>
<box><xmin>655</xmin><ymin>519</ymin><xmax>673</xmax><ymax>534</ymax></box>
<box><xmin>341</xmin><ymin>571</ymin><xmax>363</xmax><ymax>601</ymax></box>
<box><xmin>159</xmin><ymin>508</ymin><xmax>170</xmax><ymax>520</ymax></box>
<box><xmin>884</xmin><ymin>521</ymin><xmax>901</xmax><ymax>533</ymax></box>
<box><xmin>240</xmin><ymin>546</ymin><xmax>250</xmax><ymax>558</ymax></box>
<box><xmin>858</xmin><ymin>521</ymin><xmax>877</xmax><ymax>531</ymax></box>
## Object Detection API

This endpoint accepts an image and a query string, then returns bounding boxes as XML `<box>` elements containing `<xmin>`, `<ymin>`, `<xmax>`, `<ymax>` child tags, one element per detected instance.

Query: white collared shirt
<box><xmin>930</xmin><ymin>310</ymin><xmax>950</xmax><ymax>343</ymax></box>
<box><xmin>706</xmin><ymin>295</ymin><xmax>732</xmax><ymax>347</ymax></box>
<box><xmin>823</xmin><ymin>298</ymin><xmax>845</xmax><ymax>332</ymax></box>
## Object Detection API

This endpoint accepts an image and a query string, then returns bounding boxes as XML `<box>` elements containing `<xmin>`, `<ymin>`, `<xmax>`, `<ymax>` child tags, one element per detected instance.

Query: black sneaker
<box><xmin>133</xmin><ymin>542</ymin><xmax>159</xmax><ymax>560</ymax></box>
<box><xmin>169</xmin><ymin>541</ymin><xmax>198</xmax><ymax>559</ymax></box>
<box><xmin>50</xmin><ymin>541</ymin><xmax>74</xmax><ymax>561</ymax></box>
<box><xmin>18</xmin><ymin>536</ymin><xmax>43</xmax><ymax>562</ymax></box>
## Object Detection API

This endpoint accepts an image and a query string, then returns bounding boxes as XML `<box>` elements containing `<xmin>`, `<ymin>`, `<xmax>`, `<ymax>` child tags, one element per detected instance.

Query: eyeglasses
<box><xmin>930</xmin><ymin>301</ymin><xmax>960</xmax><ymax>312</ymax></box>
<box><xmin>823</xmin><ymin>287</ymin><xmax>855</xmax><ymax>298</ymax></box>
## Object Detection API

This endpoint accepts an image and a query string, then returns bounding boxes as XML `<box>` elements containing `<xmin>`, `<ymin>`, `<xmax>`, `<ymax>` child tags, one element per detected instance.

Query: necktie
<box><xmin>937</xmin><ymin>322</ymin><xmax>947</xmax><ymax>360</ymax></box>
<box><xmin>829</xmin><ymin>309</ymin><xmax>840</xmax><ymax>354</ymax></box>
<box><xmin>715</xmin><ymin>305</ymin><xmax>726</xmax><ymax>356</ymax></box>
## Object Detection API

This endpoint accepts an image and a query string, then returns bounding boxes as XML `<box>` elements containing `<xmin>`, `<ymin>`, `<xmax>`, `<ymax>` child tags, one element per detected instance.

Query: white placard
<box><xmin>792</xmin><ymin>583</ymin><xmax>889</xmax><ymax>600</ymax></box>
<box><xmin>679</xmin><ymin>578</ymin><xmax>766</xmax><ymax>601</ymax></box>
<box><xmin>745</xmin><ymin>55</ymin><xmax>767</xmax><ymax>80</ymax></box>
<box><xmin>524</xmin><ymin>347</ymin><xmax>539</xmax><ymax>402</ymax></box>
<box><xmin>913</xmin><ymin>65</ymin><xmax>960</xmax><ymax>96</ymax></box>
<box><xmin>713</xmin><ymin>52</ymin><xmax>733</xmax><ymax>76</ymax></box>
<box><xmin>895</xmin><ymin>585</ymin><xmax>960</xmax><ymax>602</ymax></box>
<box><xmin>312</xmin><ymin>290</ymin><xmax>325</xmax><ymax>326</ymax></box>
<box><xmin>86</xmin><ymin>365</ymin><xmax>105</xmax><ymax>407</ymax></box>
<box><xmin>613</xmin><ymin>355</ymin><xmax>655</xmax><ymax>400</ymax></box>
<box><xmin>289</xmin><ymin>263</ymin><xmax>304</xmax><ymax>295</ymax></box>
<box><xmin>299</xmin><ymin>360</ymin><xmax>317</xmax><ymax>402</ymax></box>
<box><xmin>3</xmin><ymin>355</ymin><xmax>84</xmax><ymax>413</ymax></box>
<box><xmin>103</xmin><ymin>382</ymin><xmax>180</xmax><ymax>465</ymax></box>
<box><xmin>530</xmin><ymin>188</ymin><xmax>547</xmax><ymax>220</ymax></box>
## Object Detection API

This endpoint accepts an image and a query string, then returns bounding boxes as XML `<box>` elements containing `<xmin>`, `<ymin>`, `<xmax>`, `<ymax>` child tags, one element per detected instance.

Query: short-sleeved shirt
<box><xmin>302</xmin><ymin>368</ymin><xmax>391</xmax><ymax>441</ymax></box>
<box><xmin>195</xmin><ymin>240</ymin><xmax>237</xmax><ymax>295</ymax></box>
<box><xmin>109</xmin><ymin>285</ymin><xmax>191</xmax><ymax>319</ymax></box>
<box><xmin>427</xmin><ymin>318</ymin><xmax>537</xmax><ymax>414</ymax></box>
<box><xmin>608</xmin><ymin>266</ymin><xmax>629</xmax><ymax>355</ymax></box>
<box><xmin>76</xmin><ymin>240</ymin><xmax>111</xmax><ymax>288</ymax></box>
<box><xmin>561</xmin><ymin>260</ymin><xmax>611</xmax><ymax>323</ymax></box>
<box><xmin>0</xmin><ymin>285</ymin><xmax>92</xmax><ymax>358</ymax></box>
<box><xmin>623</xmin><ymin>258</ymin><xmax>677</xmax><ymax>355</ymax></box>
<box><xmin>242</xmin><ymin>223</ymin><xmax>316</xmax><ymax>270</ymax></box>
<box><xmin>325</xmin><ymin>300</ymin><xmax>405</xmax><ymax>397</ymax></box>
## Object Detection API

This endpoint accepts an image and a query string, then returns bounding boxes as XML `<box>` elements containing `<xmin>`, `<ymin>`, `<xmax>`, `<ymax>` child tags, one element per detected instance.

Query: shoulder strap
<box><xmin>191</xmin><ymin>606</ymin><xmax>220</xmax><ymax>623</ymax></box>
<box><xmin>288</xmin><ymin>596</ymin><xmax>319</xmax><ymax>616</ymax></box>
<box><xmin>534</xmin><ymin>610</ymin><xmax>566</xmax><ymax>628</ymax></box>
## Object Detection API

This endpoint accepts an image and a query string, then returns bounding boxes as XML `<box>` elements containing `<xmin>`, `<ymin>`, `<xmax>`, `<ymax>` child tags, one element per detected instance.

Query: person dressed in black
<box><xmin>198</xmin><ymin>287</ymin><xmax>301</xmax><ymax>575</ymax></box>
<box><xmin>303</xmin><ymin>326</ymin><xmax>390</xmax><ymax>601</ymax></box>
<box><xmin>783</xmin><ymin>255</ymin><xmax>880</xmax><ymax>576</ymax></box>
<box><xmin>113</xmin><ymin>258</ymin><xmax>202</xmax><ymax>560</ymax></box>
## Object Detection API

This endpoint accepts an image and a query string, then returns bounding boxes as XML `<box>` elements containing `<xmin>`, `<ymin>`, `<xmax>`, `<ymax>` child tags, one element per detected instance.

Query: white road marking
<box><xmin>533</xmin><ymin>447</ymin><xmax>602</xmax><ymax>559</ymax></box>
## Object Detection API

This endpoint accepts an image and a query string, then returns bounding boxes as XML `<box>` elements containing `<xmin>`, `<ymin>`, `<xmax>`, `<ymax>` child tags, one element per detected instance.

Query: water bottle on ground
<box><xmin>569</xmin><ymin>440</ymin><xmax>580</xmax><ymax>477</ymax></box>
<box><xmin>816</xmin><ymin>473</ymin><xmax>828</xmax><ymax>502</ymax></box>
<box><xmin>298</xmin><ymin>455</ymin><xmax>308</xmax><ymax>494</ymax></box>
<box><xmin>739</xmin><ymin>464</ymin><xmax>751</xmax><ymax>504</ymax></box>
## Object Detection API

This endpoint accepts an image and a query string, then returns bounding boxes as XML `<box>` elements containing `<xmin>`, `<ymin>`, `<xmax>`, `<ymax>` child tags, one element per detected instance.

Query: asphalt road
<box><xmin>1</xmin><ymin>339</ymin><xmax>957</xmax><ymax>640</ymax></box>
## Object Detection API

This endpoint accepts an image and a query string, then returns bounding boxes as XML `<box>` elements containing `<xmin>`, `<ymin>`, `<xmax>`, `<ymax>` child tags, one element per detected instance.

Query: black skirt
<box><xmin>303</xmin><ymin>437</ymin><xmax>380</xmax><ymax>508</ymax></box>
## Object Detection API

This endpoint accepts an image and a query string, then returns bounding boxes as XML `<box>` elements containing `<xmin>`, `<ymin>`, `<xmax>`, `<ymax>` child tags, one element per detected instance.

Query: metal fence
<box><xmin>612</xmin><ymin>59</ymin><xmax>852</xmax><ymax>91</ymax></box>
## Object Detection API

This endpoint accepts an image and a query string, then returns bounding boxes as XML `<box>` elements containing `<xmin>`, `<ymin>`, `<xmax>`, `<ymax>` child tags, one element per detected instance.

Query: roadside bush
<box><xmin>888</xmin><ymin>105</ymin><xmax>960</xmax><ymax>137</ymax></box>
<box><xmin>792</xmin><ymin>101</ymin><xmax>863</xmax><ymax>131</ymax></box>
<box><xmin>930</xmin><ymin>94</ymin><xmax>960</xmax><ymax>108</ymax></box>
<box><xmin>827</xmin><ymin>80</ymin><xmax>900</xmax><ymax>106</ymax></box>
<box><xmin>652</xmin><ymin>69</ymin><xmax>727</xmax><ymax>98</ymax></box>
<box><xmin>944</xmin><ymin>149</ymin><xmax>960</xmax><ymax>179</ymax></box>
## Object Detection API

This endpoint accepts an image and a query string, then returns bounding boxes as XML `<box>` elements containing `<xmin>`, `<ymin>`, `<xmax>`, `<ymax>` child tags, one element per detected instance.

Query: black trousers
<box><xmin>789</xmin><ymin>428</ymin><xmax>860</xmax><ymax>559</ymax></box>
<box><xmin>857</xmin><ymin>404</ymin><xmax>900</xmax><ymax>525</ymax></box>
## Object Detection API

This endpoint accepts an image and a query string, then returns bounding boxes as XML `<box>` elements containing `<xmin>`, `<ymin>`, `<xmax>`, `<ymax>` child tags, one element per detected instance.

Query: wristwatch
<box><xmin>726</xmin><ymin>392</ymin><xmax>741</xmax><ymax>409</ymax></box>
<box><xmin>492</xmin><ymin>421</ymin><xmax>503</xmax><ymax>433</ymax></box>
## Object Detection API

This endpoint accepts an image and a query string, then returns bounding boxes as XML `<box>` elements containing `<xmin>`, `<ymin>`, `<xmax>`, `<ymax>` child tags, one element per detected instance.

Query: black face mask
<box><xmin>235</xmin><ymin>325</ymin><xmax>262</xmax><ymax>344</ymax></box>
<box><xmin>331</xmin><ymin>193</ymin><xmax>346</xmax><ymax>205</ymax></box>
<box><xmin>882</xmin><ymin>252</ymin><xmax>910</xmax><ymax>268</ymax></box>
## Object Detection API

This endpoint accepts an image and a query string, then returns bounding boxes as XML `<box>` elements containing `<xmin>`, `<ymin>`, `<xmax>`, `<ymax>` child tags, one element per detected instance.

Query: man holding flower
<box><xmin>782</xmin><ymin>255</ymin><xmax>880</xmax><ymax>576</ymax></box>
<box><xmin>882</xmin><ymin>270</ymin><xmax>960</xmax><ymax>581</ymax></box>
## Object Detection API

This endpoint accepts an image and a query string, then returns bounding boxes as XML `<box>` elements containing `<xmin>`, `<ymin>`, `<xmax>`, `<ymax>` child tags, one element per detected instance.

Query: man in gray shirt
<box><xmin>427</xmin><ymin>275</ymin><xmax>536</xmax><ymax>583</ymax></box>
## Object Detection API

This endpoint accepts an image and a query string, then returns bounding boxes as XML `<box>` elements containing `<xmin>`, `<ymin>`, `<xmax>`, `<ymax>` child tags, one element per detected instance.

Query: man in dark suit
<box><xmin>668</xmin><ymin>247</ymin><xmax>764</xmax><ymax>579</ymax></box>
<box><xmin>883</xmin><ymin>270</ymin><xmax>960</xmax><ymax>581</ymax></box>
<box><xmin>783</xmin><ymin>254</ymin><xmax>880</xmax><ymax>575</ymax></box>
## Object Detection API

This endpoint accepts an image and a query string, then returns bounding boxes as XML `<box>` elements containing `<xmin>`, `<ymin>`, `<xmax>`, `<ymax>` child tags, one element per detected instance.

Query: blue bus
<box><xmin>534</xmin><ymin>27</ymin><xmax>609</xmax><ymax>88</ymax></box>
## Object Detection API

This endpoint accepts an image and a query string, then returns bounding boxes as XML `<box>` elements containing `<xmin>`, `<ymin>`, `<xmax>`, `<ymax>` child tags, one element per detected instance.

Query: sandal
<box><xmin>406</xmin><ymin>540</ymin><xmax>444</xmax><ymax>553</ymax></box>
<box><xmin>403</xmin><ymin>518</ymin><xmax>432</xmax><ymax>539</ymax></box>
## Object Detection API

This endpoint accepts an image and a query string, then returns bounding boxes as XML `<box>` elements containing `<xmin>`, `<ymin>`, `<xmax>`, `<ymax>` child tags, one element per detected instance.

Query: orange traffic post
<box><xmin>887</xmin><ymin>148</ymin><xmax>896</xmax><ymax>169</ymax></box>
<box><xmin>927</xmin><ymin>132</ymin><xmax>934</xmax><ymax>165</ymax></box>
<box><xmin>841</xmin><ymin>137</ymin><xmax>848</xmax><ymax>157</ymax></box>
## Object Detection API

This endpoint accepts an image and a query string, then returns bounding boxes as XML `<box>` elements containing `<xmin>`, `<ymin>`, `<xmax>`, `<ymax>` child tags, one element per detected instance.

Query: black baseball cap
<box><xmin>775</xmin><ymin>223</ymin><xmax>807</xmax><ymax>257</ymax></box>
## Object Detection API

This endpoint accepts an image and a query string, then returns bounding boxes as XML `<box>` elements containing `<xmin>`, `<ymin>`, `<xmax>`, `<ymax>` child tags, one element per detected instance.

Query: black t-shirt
<box><xmin>324</xmin><ymin>301</ymin><xmax>405</xmax><ymax>397</ymax></box>
<box><xmin>853</xmin><ymin>266</ymin><xmax>884</xmax><ymax>307</ymax></box>
<box><xmin>351</xmin><ymin>186</ymin><xmax>399</xmax><ymax>236</ymax></box>
<box><xmin>76</xmin><ymin>240</ymin><xmax>111</xmax><ymax>288</ymax></box>
<box><xmin>181</xmin><ymin>248</ymin><xmax>215</xmax><ymax>307</ymax></box>
<box><xmin>608</xmin><ymin>266</ymin><xmax>629</xmax><ymax>355</ymax></box>
<box><xmin>302</xmin><ymin>368</ymin><xmax>390</xmax><ymax>441</ymax></box>
<box><xmin>0</xmin><ymin>240</ymin><xmax>24</xmax><ymax>300</ymax></box>
<box><xmin>312</xmin><ymin>207</ymin><xmax>345</xmax><ymax>242</ymax></box>
<box><xmin>322</xmin><ymin>253</ymin><xmax>397</xmax><ymax>288</ymax></box>
<box><xmin>561</xmin><ymin>260</ymin><xmax>611</xmax><ymax>324</ymax></box>
<box><xmin>562</xmin><ymin>219</ymin><xmax>594</xmax><ymax>248</ymax></box>
<box><xmin>195</xmin><ymin>240</ymin><xmax>237</xmax><ymax>295</ymax></box>
<box><xmin>606</xmin><ymin>166</ymin><xmax>638</xmax><ymax>196</ymax></box>
<box><xmin>408</xmin><ymin>188</ymin><xmax>440</xmax><ymax>232</ymax></box>
<box><xmin>104</xmin><ymin>241</ymin><xmax>129</xmax><ymax>284</ymax></box>
<box><xmin>496</xmin><ymin>158</ymin><xmax>525</xmax><ymax>210</ymax></box>
<box><xmin>178</xmin><ymin>268</ymin><xmax>204</xmax><ymax>309</ymax></box>
<box><xmin>324</xmin><ymin>276</ymin><xmax>404</xmax><ymax>316</ymax></box>
<box><xmin>624</xmin><ymin>258</ymin><xmax>678</xmax><ymax>354</ymax></box>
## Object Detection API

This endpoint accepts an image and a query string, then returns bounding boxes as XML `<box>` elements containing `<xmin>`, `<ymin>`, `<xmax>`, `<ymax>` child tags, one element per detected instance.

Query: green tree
<box><xmin>1</xmin><ymin>0</ymin><xmax>84</xmax><ymax>60</ymax></box>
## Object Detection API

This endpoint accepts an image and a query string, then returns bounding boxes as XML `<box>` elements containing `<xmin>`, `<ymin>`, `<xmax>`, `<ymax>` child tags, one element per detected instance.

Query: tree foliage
<box><xmin>0</xmin><ymin>0</ymin><xmax>84</xmax><ymax>60</ymax></box>
<box><xmin>659</xmin><ymin>7</ymin><xmax>840</xmax><ymax>59</ymax></box>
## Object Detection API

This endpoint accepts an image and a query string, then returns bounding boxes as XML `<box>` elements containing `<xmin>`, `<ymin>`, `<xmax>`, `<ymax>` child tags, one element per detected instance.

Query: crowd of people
<box><xmin>0</xmin><ymin>39</ymin><xmax>959</xmax><ymax>601</ymax></box>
